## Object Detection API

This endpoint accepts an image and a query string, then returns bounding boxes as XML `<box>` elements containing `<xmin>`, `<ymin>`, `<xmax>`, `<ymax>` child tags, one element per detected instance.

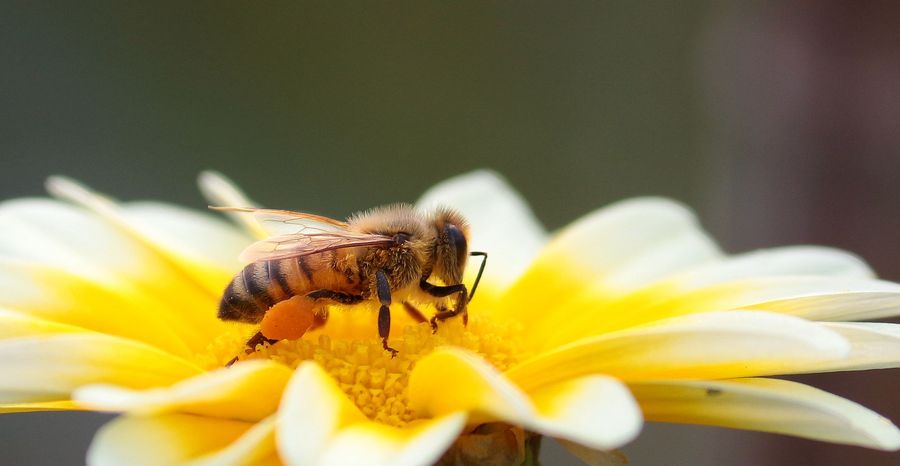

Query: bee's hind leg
<box><xmin>226</xmin><ymin>331</ymin><xmax>279</xmax><ymax>367</ymax></box>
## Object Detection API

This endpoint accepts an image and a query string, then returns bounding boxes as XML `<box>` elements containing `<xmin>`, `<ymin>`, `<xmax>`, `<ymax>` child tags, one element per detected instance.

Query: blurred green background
<box><xmin>2</xmin><ymin>1</ymin><xmax>899</xmax><ymax>465</ymax></box>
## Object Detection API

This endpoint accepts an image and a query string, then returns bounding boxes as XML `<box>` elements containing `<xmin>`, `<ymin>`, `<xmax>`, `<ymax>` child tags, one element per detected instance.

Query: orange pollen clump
<box><xmin>259</xmin><ymin>296</ymin><xmax>317</xmax><ymax>340</ymax></box>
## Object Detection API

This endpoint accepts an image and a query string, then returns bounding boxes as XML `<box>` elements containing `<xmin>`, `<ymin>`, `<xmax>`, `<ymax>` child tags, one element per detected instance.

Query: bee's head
<box><xmin>429</xmin><ymin>207</ymin><xmax>470</xmax><ymax>285</ymax></box>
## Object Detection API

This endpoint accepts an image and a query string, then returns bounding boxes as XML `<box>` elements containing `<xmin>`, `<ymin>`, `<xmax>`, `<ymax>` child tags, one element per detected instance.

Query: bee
<box><xmin>213</xmin><ymin>204</ymin><xmax>487</xmax><ymax>361</ymax></box>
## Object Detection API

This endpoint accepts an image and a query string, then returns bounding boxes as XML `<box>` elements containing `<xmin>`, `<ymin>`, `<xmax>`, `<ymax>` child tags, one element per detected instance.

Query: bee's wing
<box><xmin>239</xmin><ymin>232</ymin><xmax>395</xmax><ymax>263</ymax></box>
<box><xmin>210</xmin><ymin>206</ymin><xmax>348</xmax><ymax>236</ymax></box>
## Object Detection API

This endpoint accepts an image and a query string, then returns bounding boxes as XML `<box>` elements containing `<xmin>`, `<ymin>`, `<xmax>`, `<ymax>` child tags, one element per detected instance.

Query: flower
<box><xmin>1</xmin><ymin>170</ymin><xmax>899</xmax><ymax>465</ymax></box>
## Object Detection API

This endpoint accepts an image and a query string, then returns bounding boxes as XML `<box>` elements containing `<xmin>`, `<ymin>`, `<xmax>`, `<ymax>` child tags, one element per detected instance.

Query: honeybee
<box><xmin>214</xmin><ymin>204</ymin><xmax>487</xmax><ymax>361</ymax></box>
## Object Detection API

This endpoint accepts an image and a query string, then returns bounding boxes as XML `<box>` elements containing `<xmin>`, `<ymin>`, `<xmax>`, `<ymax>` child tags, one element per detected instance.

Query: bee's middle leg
<box><xmin>375</xmin><ymin>270</ymin><xmax>398</xmax><ymax>357</ymax></box>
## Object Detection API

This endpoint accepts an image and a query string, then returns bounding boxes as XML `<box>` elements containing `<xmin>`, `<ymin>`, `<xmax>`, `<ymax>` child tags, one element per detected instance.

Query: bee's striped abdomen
<box><xmin>220</xmin><ymin>260</ymin><xmax>291</xmax><ymax>323</ymax></box>
<box><xmin>218</xmin><ymin>252</ymin><xmax>362</xmax><ymax>324</ymax></box>
<box><xmin>218</xmin><ymin>256</ymin><xmax>331</xmax><ymax>323</ymax></box>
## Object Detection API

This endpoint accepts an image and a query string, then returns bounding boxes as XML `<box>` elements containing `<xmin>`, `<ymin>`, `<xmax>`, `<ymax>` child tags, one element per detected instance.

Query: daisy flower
<box><xmin>0</xmin><ymin>170</ymin><xmax>898</xmax><ymax>465</ymax></box>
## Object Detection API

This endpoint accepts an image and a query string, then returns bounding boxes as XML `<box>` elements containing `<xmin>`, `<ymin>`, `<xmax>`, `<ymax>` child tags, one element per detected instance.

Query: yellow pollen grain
<box><xmin>201</xmin><ymin>317</ymin><xmax>525</xmax><ymax>427</ymax></box>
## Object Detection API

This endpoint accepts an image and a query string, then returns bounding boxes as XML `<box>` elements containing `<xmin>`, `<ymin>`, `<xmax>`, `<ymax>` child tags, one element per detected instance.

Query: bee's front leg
<box><xmin>419</xmin><ymin>280</ymin><xmax>468</xmax><ymax>332</ymax></box>
<box><xmin>375</xmin><ymin>270</ymin><xmax>398</xmax><ymax>357</ymax></box>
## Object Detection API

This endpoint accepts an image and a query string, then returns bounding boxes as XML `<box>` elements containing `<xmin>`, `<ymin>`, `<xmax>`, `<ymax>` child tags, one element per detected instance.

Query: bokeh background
<box><xmin>2</xmin><ymin>1</ymin><xmax>899</xmax><ymax>464</ymax></box>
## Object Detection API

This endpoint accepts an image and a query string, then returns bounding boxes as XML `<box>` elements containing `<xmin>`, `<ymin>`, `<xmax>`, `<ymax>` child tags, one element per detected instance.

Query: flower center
<box><xmin>199</xmin><ymin>313</ymin><xmax>525</xmax><ymax>427</ymax></box>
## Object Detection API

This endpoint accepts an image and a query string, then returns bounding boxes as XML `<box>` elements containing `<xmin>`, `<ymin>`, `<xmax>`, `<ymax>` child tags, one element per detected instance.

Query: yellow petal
<box><xmin>197</xmin><ymin>171</ymin><xmax>268</xmax><ymax>239</ymax></box>
<box><xmin>527</xmin><ymin>375</ymin><xmax>642</xmax><ymax>450</ymax></box>
<box><xmin>409</xmin><ymin>348</ymin><xmax>534</xmax><ymax>425</ymax></box>
<box><xmin>0</xmin><ymin>400</ymin><xmax>82</xmax><ymax>413</ymax></box>
<box><xmin>74</xmin><ymin>360</ymin><xmax>292</xmax><ymax>421</ymax></box>
<box><xmin>278</xmin><ymin>360</ymin><xmax>466</xmax><ymax>466</ymax></box>
<box><xmin>316</xmin><ymin>414</ymin><xmax>467</xmax><ymax>466</ymax></box>
<box><xmin>411</xmin><ymin>348</ymin><xmax>641</xmax><ymax>450</ymax></box>
<box><xmin>0</xmin><ymin>334</ymin><xmax>201</xmax><ymax>403</ymax></box>
<box><xmin>537</xmin><ymin>248</ymin><xmax>891</xmax><ymax>347</ymax></box>
<box><xmin>190</xmin><ymin>416</ymin><xmax>279</xmax><ymax>466</ymax></box>
<box><xmin>0</xmin><ymin>198</ymin><xmax>228</xmax><ymax>349</ymax></box>
<box><xmin>0</xmin><ymin>260</ymin><xmax>198</xmax><ymax>357</ymax></box>
<box><xmin>506</xmin><ymin>311</ymin><xmax>849</xmax><ymax>391</ymax></box>
<box><xmin>630</xmin><ymin>378</ymin><xmax>900</xmax><ymax>451</ymax></box>
<box><xmin>87</xmin><ymin>413</ymin><xmax>277</xmax><ymax>466</ymax></box>
<box><xmin>0</xmin><ymin>307</ymin><xmax>86</xmax><ymax>337</ymax></box>
<box><xmin>416</xmin><ymin>170</ymin><xmax>547</xmax><ymax>291</ymax></box>
<box><xmin>277</xmin><ymin>361</ymin><xmax>367</xmax><ymax>466</ymax></box>
<box><xmin>497</xmin><ymin>198</ymin><xmax>720</xmax><ymax>344</ymax></box>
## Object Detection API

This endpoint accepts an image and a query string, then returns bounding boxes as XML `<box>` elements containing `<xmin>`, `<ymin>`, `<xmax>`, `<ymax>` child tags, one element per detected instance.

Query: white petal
<box><xmin>46</xmin><ymin>176</ymin><xmax>238</xmax><ymax>297</ymax></box>
<box><xmin>528</xmin><ymin>375</ymin><xmax>642</xmax><ymax>450</ymax></box>
<box><xmin>506</xmin><ymin>310</ymin><xmax>850</xmax><ymax>391</ymax></box>
<box><xmin>676</xmin><ymin>246</ymin><xmax>876</xmax><ymax>288</ymax></box>
<box><xmin>74</xmin><ymin>360</ymin><xmax>293</xmax><ymax>421</ymax></box>
<box><xmin>0</xmin><ymin>334</ymin><xmax>201</xmax><ymax>403</ymax></box>
<box><xmin>630</xmin><ymin>378</ymin><xmax>900</xmax><ymax>450</ymax></box>
<box><xmin>121</xmin><ymin>202</ymin><xmax>248</xmax><ymax>274</ymax></box>
<box><xmin>603</xmin><ymin>276</ymin><xmax>900</xmax><ymax>335</ymax></box>
<box><xmin>198</xmin><ymin>171</ymin><xmax>268</xmax><ymax>239</ymax></box>
<box><xmin>791</xmin><ymin>322</ymin><xmax>900</xmax><ymax>373</ymax></box>
<box><xmin>416</xmin><ymin>170</ymin><xmax>547</xmax><ymax>289</ymax></box>
<box><xmin>0</xmin><ymin>198</ymin><xmax>151</xmax><ymax>285</ymax></box>
<box><xmin>742</xmin><ymin>288</ymin><xmax>900</xmax><ymax>322</ymax></box>
<box><xmin>316</xmin><ymin>414</ymin><xmax>466</xmax><ymax>466</ymax></box>
<box><xmin>277</xmin><ymin>362</ymin><xmax>366</xmax><ymax>466</ymax></box>
<box><xmin>87</xmin><ymin>414</ymin><xmax>272</xmax><ymax>466</ymax></box>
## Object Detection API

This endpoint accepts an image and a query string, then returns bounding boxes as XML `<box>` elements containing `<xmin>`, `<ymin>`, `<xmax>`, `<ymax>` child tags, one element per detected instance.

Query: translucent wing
<box><xmin>210</xmin><ymin>206</ymin><xmax>348</xmax><ymax>236</ymax></box>
<box><xmin>239</xmin><ymin>232</ymin><xmax>395</xmax><ymax>263</ymax></box>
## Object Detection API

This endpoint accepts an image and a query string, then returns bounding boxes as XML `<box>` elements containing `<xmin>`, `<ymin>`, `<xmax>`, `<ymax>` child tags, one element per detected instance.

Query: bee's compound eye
<box><xmin>445</xmin><ymin>224</ymin><xmax>467</xmax><ymax>261</ymax></box>
<box><xmin>393</xmin><ymin>232</ymin><xmax>411</xmax><ymax>245</ymax></box>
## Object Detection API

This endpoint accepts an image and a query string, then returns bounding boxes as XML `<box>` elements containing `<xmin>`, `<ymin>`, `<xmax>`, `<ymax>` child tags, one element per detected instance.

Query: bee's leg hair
<box><xmin>402</xmin><ymin>301</ymin><xmax>428</xmax><ymax>323</ymax></box>
<box><xmin>226</xmin><ymin>331</ymin><xmax>279</xmax><ymax>367</ymax></box>
<box><xmin>376</xmin><ymin>270</ymin><xmax>398</xmax><ymax>357</ymax></box>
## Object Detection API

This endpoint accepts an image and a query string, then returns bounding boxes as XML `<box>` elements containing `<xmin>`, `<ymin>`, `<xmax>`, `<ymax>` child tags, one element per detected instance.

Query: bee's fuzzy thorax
<box><xmin>347</xmin><ymin>203</ymin><xmax>431</xmax><ymax>240</ymax></box>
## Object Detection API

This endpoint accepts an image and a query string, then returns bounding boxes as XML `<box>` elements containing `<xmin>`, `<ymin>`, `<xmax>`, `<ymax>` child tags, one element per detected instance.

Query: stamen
<box><xmin>201</xmin><ymin>316</ymin><xmax>525</xmax><ymax>427</ymax></box>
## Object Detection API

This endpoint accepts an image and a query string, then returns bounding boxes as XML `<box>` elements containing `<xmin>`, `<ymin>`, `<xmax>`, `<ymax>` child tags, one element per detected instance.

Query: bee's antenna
<box><xmin>468</xmin><ymin>251</ymin><xmax>488</xmax><ymax>302</ymax></box>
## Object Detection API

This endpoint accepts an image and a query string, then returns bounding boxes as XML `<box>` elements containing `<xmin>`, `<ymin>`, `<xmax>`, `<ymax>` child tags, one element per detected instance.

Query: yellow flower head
<box><xmin>1</xmin><ymin>170</ymin><xmax>899</xmax><ymax>465</ymax></box>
